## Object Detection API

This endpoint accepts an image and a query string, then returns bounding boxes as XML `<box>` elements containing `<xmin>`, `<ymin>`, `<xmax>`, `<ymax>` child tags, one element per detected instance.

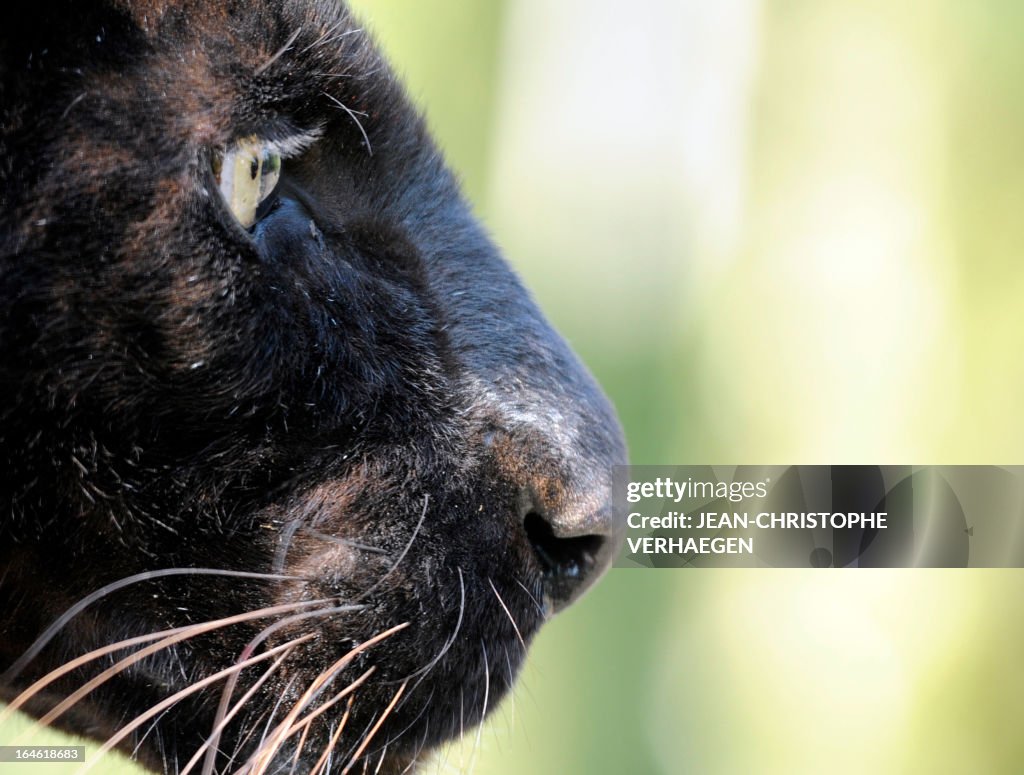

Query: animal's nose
<box><xmin>522</xmin><ymin>496</ymin><xmax>618</xmax><ymax>613</ymax></box>
<box><xmin>494</xmin><ymin>423</ymin><xmax>625</xmax><ymax>613</ymax></box>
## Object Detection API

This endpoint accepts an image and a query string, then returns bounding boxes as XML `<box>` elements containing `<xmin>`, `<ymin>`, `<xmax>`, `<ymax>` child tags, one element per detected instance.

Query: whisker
<box><xmin>41</xmin><ymin>606</ymin><xmax>339</xmax><ymax>731</ymax></box>
<box><xmin>232</xmin><ymin>675</ymin><xmax>298</xmax><ymax>773</ymax></box>
<box><xmin>246</xmin><ymin>672</ymin><xmax>354</xmax><ymax>775</ymax></box>
<box><xmin>78</xmin><ymin>634</ymin><xmax>315</xmax><ymax>774</ymax></box>
<box><xmin>239</xmin><ymin>623</ymin><xmax>409</xmax><ymax>775</ymax></box>
<box><xmin>391</xmin><ymin>566</ymin><xmax>464</xmax><ymax>685</ymax></box>
<box><xmin>301</xmin><ymin>18</ymin><xmax>343</xmax><ymax>52</ymax></box>
<box><xmin>2</xmin><ymin>567</ymin><xmax>299</xmax><ymax>684</ymax></box>
<box><xmin>273</xmin><ymin>518</ymin><xmax>305</xmax><ymax>574</ymax></box>
<box><xmin>254</xmin><ymin>26</ymin><xmax>303</xmax><ymax>76</ymax></box>
<box><xmin>223</xmin><ymin>709</ymin><xmax>269</xmax><ymax>774</ymax></box>
<box><xmin>2</xmin><ymin>628</ymin><xmax>178</xmax><ymax>727</ymax></box>
<box><xmin>284</xmin><ymin>667</ymin><xmax>375</xmax><ymax>743</ymax></box>
<box><xmin>302</xmin><ymin>25</ymin><xmax>362</xmax><ymax>55</ymax></box>
<box><xmin>352</xmin><ymin>65</ymin><xmax>386</xmax><ymax>82</ymax></box>
<box><xmin>379</xmin><ymin>686</ymin><xmax>433</xmax><ymax>758</ymax></box>
<box><xmin>502</xmin><ymin>644</ymin><xmax>516</xmax><ymax>731</ymax></box>
<box><xmin>399</xmin><ymin>740</ymin><xmax>421</xmax><ymax>775</ymax></box>
<box><xmin>513</xmin><ymin>577</ymin><xmax>545</xmax><ymax>619</ymax></box>
<box><xmin>309</xmin><ymin>695</ymin><xmax>355</xmax><ymax>775</ymax></box>
<box><xmin>60</xmin><ymin>91</ymin><xmax>88</xmax><ymax>119</ymax></box>
<box><xmin>458</xmin><ymin>691</ymin><xmax>465</xmax><ymax>771</ymax></box>
<box><xmin>131</xmin><ymin>708</ymin><xmax>171</xmax><ymax>760</ymax></box>
<box><xmin>2</xmin><ymin>598</ymin><xmax>330</xmax><ymax>730</ymax></box>
<box><xmin>372</xmin><ymin>745</ymin><xmax>388</xmax><ymax>775</ymax></box>
<box><xmin>311</xmin><ymin>71</ymin><xmax>355</xmax><ymax>80</ymax></box>
<box><xmin>179</xmin><ymin>645</ymin><xmax>295</xmax><ymax>775</ymax></box>
<box><xmin>354</xmin><ymin>495</ymin><xmax>429</xmax><ymax>603</ymax></box>
<box><xmin>488</xmin><ymin>578</ymin><xmax>526</xmax><ymax>651</ymax></box>
<box><xmin>407</xmin><ymin>720</ymin><xmax>434</xmax><ymax>774</ymax></box>
<box><xmin>203</xmin><ymin>602</ymin><xmax>364</xmax><ymax>775</ymax></box>
<box><xmin>467</xmin><ymin>641</ymin><xmax>490</xmax><ymax>775</ymax></box>
<box><xmin>303</xmin><ymin>528</ymin><xmax>388</xmax><ymax>555</ymax></box>
<box><xmin>323</xmin><ymin>92</ymin><xmax>373</xmax><ymax>156</ymax></box>
<box><xmin>287</xmin><ymin>719</ymin><xmax>312</xmax><ymax>775</ymax></box>
<box><xmin>341</xmin><ymin>682</ymin><xmax>407</xmax><ymax>774</ymax></box>
<box><xmin>287</xmin><ymin>668</ymin><xmax>371</xmax><ymax>775</ymax></box>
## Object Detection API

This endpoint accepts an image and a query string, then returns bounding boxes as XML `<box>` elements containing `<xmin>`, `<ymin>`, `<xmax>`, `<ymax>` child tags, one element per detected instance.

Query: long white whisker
<box><xmin>502</xmin><ymin>645</ymin><xmax>516</xmax><ymax>729</ymax></box>
<box><xmin>3</xmin><ymin>568</ymin><xmax>299</xmax><ymax>683</ymax></box>
<box><xmin>323</xmin><ymin>92</ymin><xmax>373</xmax><ymax>156</ymax></box>
<box><xmin>3</xmin><ymin>599</ymin><xmax>331</xmax><ymax>732</ymax></box>
<box><xmin>303</xmin><ymin>528</ymin><xmax>388</xmax><ymax>555</ymax></box>
<box><xmin>180</xmin><ymin>645</ymin><xmax>295</xmax><ymax>775</ymax></box>
<box><xmin>285</xmin><ymin>666</ymin><xmax>375</xmax><ymax>741</ymax></box>
<box><xmin>302</xmin><ymin>26</ymin><xmax>362</xmax><ymax>55</ymax></box>
<box><xmin>372</xmin><ymin>745</ymin><xmax>388</xmax><ymax>774</ymax></box>
<box><xmin>76</xmin><ymin>635</ymin><xmax>315</xmax><ymax>774</ymax></box>
<box><xmin>467</xmin><ymin>640</ymin><xmax>490</xmax><ymax>775</ymax></box>
<box><xmin>341</xmin><ymin>682</ymin><xmax>406</xmax><ymax>774</ymax></box>
<box><xmin>458</xmin><ymin>690</ymin><xmax>466</xmax><ymax>771</ymax></box>
<box><xmin>488</xmin><ymin>578</ymin><xmax>526</xmax><ymax>651</ymax></box>
<box><xmin>242</xmin><ymin>674</ymin><xmax>297</xmax><ymax>771</ymax></box>
<box><xmin>353</xmin><ymin>495</ymin><xmax>429</xmax><ymax>603</ymax></box>
<box><xmin>513</xmin><ymin>577</ymin><xmax>545</xmax><ymax>618</ymax></box>
<box><xmin>203</xmin><ymin>602</ymin><xmax>363</xmax><ymax>775</ymax></box>
<box><xmin>309</xmin><ymin>694</ymin><xmax>355</xmax><ymax>775</ymax></box>
<box><xmin>131</xmin><ymin>708</ymin><xmax>172</xmax><ymax>760</ymax></box>
<box><xmin>238</xmin><ymin>623</ymin><xmax>409</xmax><ymax>775</ymax></box>
<box><xmin>254</xmin><ymin>26</ymin><xmax>303</xmax><ymax>76</ymax></box>
<box><xmin>223</xmin><ymin>709</ymin><xmax>269</xmax><ymax>774</ymax></box>
<box><xmin>395</xmin><ymin>566</ymin><xmax>464</xmax><ymax>687</ymax></box>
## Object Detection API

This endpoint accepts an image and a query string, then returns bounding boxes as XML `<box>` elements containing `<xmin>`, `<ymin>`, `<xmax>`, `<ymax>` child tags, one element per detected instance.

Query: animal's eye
<box><xmin>211</xmin><ymin>136</ymin><xmax>282</xmax><ymax>229</ymax></box>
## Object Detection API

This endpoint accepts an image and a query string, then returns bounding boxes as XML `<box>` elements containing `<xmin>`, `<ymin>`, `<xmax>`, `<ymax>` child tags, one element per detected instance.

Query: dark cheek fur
<box><xmin>0</xmin><ymin>0</ymin><xmax>626</xmax><ymax>771</ymax></box>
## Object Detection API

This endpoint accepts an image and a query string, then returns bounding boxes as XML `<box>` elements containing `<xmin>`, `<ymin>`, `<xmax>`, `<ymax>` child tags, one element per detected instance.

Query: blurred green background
<box><xmin>350</xmin><ymin>1</ymin><xmax>1024</xmax><ymax>773</ymax></box>
<box><xmin>7</xmin><ymin>1</ymin><xmax>1024</xmax><ymax>772</ymax></box>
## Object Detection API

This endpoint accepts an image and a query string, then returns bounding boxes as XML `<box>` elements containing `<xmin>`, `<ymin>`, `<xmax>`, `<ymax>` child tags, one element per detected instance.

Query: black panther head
<box><xmin>0</xmin><ymin>1</ymin><xmax>626</xmax><ymax>771</ymax></box>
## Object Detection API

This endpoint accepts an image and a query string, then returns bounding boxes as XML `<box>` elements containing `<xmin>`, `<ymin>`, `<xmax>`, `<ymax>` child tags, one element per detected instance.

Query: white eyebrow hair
<box><xmin>265</xmin><ymin>126</ymin><xmax>324</xmax><ymax>158</ymax></box>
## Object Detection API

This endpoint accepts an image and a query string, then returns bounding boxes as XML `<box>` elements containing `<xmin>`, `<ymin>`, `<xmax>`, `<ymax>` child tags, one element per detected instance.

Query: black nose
<box><xmin>518</xmin><ymin>476</ymin><xmax>620</xmax><ymax>612</ymax></box>
<box><xmin>523</xmin><ymin>510</ymin><xmax>613</xmax><ymax>611</ymax></box>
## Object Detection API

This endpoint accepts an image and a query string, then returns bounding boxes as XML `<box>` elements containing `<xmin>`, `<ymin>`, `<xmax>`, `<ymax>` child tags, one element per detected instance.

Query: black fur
<box><xmin>0</xmin><ymin>1</ymin><xmax>625</xmax><ymax>772</ymax></box>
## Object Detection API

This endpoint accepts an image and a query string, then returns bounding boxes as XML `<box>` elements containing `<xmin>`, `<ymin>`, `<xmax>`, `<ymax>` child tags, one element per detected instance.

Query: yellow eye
<box><xmin>212</xmin><ymin>136</ymin><xmax>282</xmax><ymax>229</ymax></box>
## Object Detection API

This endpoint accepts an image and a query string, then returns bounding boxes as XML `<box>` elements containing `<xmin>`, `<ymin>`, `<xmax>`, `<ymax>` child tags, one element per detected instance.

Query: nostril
<box><xmin>523</xmin><ymin>512</ymin><xmax>606</xmax><ymax>605</ymax></box>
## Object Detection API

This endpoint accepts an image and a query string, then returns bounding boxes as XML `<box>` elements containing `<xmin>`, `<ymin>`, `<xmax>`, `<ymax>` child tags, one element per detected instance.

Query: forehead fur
<box><xmin>4</xmin><ymin>0</ymin><xmax>397</xmax><ymax>139</ymax></box>
<box><xmin>2</xmin><ymin>0</ymin><xmax>434</xmax><ymax>242</ymax></box>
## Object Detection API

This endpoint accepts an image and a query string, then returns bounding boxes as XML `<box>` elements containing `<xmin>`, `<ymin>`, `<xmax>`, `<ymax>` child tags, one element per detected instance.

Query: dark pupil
<box><xmin>249</xmin><ymin>158</ymin><xmax>259</xmax><ymax>180</ymax></box>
